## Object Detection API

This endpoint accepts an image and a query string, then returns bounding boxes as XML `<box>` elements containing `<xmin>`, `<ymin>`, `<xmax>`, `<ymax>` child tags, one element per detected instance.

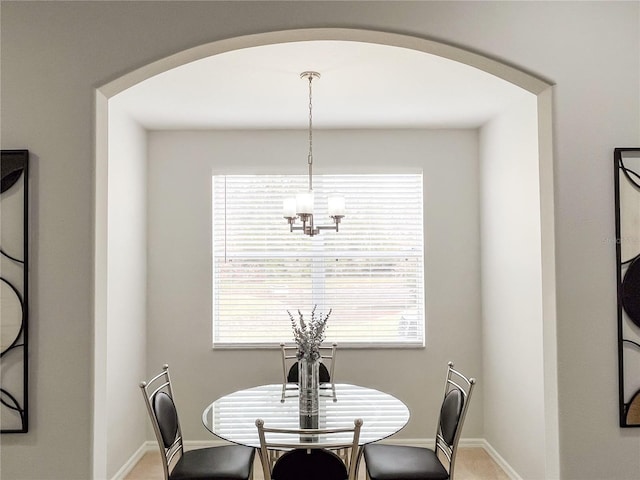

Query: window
<box><xmin>212</xmin><ymin>174</ymin><xmax>424</xmax><ymax>348</ymax></box>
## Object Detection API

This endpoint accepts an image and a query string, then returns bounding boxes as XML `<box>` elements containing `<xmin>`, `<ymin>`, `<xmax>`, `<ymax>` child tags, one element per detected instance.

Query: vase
<box><xmin>298</xmin><ymin>357</ymin><xmax>319</xmax><ymax>417</ymax></box>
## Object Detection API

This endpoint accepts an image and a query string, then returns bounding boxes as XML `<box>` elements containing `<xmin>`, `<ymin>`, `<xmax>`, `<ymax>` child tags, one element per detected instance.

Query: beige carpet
<box><xmin>124</xmin><ymin>447</ymin><xmax>510</xmax><ymax>480</ymax></box>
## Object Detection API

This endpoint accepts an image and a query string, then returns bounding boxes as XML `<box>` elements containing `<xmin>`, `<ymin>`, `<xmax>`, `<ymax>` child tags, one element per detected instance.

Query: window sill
<box><xmin>211</xmin><ymin>342</ymin><xmax>425</xmax><ymax>350</ymax></box>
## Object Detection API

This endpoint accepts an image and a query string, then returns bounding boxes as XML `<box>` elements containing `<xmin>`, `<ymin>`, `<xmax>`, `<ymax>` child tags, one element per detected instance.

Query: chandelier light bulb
<box><xmin>283</xmin><ymin>197</ymin><xmax>297</xmax><ymax>218</ymax></box>
<box><xmin>296</xmin><ymin>191</ymin><xmax>314</xmax><ymax>216</ymax></box>
<box><xmin>328</xmin><ymin>195</ymin><xmax>345</xmax><ymax>217</ymax></box>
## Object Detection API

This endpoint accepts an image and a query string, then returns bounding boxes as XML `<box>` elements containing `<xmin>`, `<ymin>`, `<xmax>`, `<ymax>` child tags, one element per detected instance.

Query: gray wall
<box><xmin>103</xmin><ymin>105</ymin><xmax>149</xmax><ymax>477</ymax></box>
<box><xmin>480</xmin><ymin>96</ymin><xmax>548</xmax><ymax>478</ymax></box>
<box><xmin>1</xmin><ymin>2</ymin><xmax>638</xmax><ymax>479</ymax></box>
<box><xmin>145</xmin><ymin>129</ymin><xmax>482</xmax><ymax>445</ymax></box>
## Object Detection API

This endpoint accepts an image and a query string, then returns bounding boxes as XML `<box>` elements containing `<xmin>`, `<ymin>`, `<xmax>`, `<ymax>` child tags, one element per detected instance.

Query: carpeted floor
<box><xmin>124</xmin><ymin>446</ymin><xmax>510</xmax><ymax>480</ymax></box>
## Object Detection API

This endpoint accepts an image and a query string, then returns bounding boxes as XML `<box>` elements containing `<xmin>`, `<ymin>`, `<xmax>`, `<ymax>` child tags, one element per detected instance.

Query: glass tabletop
<box><xmin>202</xmin><ymin>383</ymin><xmax>410</xmax><ymax>448</ymax></box>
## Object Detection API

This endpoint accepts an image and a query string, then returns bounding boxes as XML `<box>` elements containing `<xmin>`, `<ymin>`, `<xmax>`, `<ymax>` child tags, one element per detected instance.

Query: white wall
<box><xmin>1</xmin><ymin>2</ymin><xmax>638</xmax><ymax>479</ymax></box>
<box><xmin>146</xmin><ymin>129</ymin><xmax>483</xmax><ymax>441</ymax></box>
<box><xmin>480</xmin><ymin>96</ymin><xmax>546</xmax><ymax>479</ymax></box>
<box><xmin>103</xmin><ymin>106</ymin><xmax>148</xmax><ymax>479</ymax></box>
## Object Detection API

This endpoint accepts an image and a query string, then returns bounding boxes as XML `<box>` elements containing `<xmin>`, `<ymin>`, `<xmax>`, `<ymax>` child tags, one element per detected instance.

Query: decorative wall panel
<box><xmin>615</xmin><ymin>147</ymin><xmax>640</xmax><ymax>427</ymax></box>
<box><xmin>1</xmin><ymin>149</ymin><xmax>29</xmax><ymax>433</ymax></box>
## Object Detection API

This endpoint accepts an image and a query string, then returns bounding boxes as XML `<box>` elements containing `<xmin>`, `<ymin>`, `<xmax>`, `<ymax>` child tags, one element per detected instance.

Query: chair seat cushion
<box><xmin>363</xmin><ymin>444</ymin><xmax>449</xmax><ymax>480</ymax></box>
<box><xmin>170</xmin><ymin>445</ymin><xmax>256</xmax><ymax>480</ymax></box>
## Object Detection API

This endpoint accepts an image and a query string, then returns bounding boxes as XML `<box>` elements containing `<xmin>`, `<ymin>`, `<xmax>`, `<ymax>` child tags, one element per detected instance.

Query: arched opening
<box><xmin>94</xmin><ymin>28</ymin><xmax>557</xmax><ymax>480</ymax></box>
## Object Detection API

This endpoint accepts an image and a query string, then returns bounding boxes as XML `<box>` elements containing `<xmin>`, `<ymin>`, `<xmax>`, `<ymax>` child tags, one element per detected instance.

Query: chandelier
<box><xmin>283</xmin><ymin>71</ymin><xmax>345</xmax><ymax>237</ymax></box>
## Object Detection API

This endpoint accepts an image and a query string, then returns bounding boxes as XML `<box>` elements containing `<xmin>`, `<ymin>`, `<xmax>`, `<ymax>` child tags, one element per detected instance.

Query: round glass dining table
<box><xmin>202</xmin><ymin>383</ymin><xmax>410</xmax><ymax>448</ymax></box>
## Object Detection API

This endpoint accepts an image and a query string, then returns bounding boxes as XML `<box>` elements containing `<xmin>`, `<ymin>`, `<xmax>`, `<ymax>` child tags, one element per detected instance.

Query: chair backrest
<box><xmin>256</xmin><ymin>417</ymin><xmax>362</xmax><ymax>480</ymax></box>
<box><xmin>280</xmin><ymin>343</ymin><xmax>337</xmax><ymax>400</ymax></box>
<box><xmin>434</xmin><ymin>361</ymin><xmax>476</xmax><ymax>480</ymax></box>
<box><xmin>139</xmin><ymin>364</ymin><xmax>183</xmax><ymax>480</ymax></box>
<box><xmin>287</xmin><ymin>358</ymin><xmax>331</xmax><ymax>384</ymax></box>
<box><xmin>271</xmin><ymin>449</ymin><xmax>348</xmax><ymax>480</ymax></box>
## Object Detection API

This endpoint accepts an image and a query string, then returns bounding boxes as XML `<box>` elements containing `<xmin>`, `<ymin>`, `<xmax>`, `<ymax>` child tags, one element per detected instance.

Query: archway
<box><xmin>94</xmin><ymin>28</ymin><xmax>556</xmax><ymax>479</ymax></box>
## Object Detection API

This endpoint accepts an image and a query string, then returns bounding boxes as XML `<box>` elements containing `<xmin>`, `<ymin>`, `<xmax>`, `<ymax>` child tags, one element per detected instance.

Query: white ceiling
<box><xmin>112</xmin><ymin>40</ymin><xmax>531</xmax><ymax>130</ymax></box>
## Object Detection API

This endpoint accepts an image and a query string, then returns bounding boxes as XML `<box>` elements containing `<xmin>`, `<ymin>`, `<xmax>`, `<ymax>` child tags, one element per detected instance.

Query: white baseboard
<box><xmin>480</xmin><ymin>439</ymin><xmax>523</xmax><ymax>480</ymax></box>
<box><xmin>459</xmin><ymin>437</ymin><xmax>487</xmax><ymax>448</ymax></box>
<box><xmin>113</xmin><ymin>438</ymin><xmax>521</xmax><ymax>480</ymax></box>
<box><xmin>371</xmin><ymin>437</ymin><xmax>520</xmax><ymax>479</ymax></box>
<box><xmin>110</xmin><ymin>442</ymin><xmax>154</xmax><ymax>480</ymax></box>
<box><xmin>367</xmin><ymin>437</ymin><xmax>487</xmax><ymax>449</ymax></box>
<box><xmin>184</xmin><ymin>438</ymin><xmax>236</xmax><ymax>449</ymax></box>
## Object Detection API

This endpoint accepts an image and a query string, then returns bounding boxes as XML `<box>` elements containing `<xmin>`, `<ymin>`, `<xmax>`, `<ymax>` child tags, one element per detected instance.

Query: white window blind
<box><xmin>212</xmin><ymin>174</ymin><xmax>424</xmax><ymax>348</ymax></box>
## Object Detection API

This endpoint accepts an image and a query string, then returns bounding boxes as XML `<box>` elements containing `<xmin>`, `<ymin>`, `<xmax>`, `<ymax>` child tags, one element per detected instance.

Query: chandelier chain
<box><xmin>307</xmin><ymin>74</ymin><xmax>314</xmax><ymax>191</ymax></box>
<box><xmin>308</xmin><ymin>74</ymin><xmax>313</xmax><ymax>167</ymax></box>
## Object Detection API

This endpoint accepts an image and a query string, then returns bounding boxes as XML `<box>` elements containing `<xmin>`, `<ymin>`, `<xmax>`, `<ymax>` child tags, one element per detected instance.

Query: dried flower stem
<box><xmin>288</xmin><ymin>305</ymin><xmax>331</xmax><ymax>361</ymax></box>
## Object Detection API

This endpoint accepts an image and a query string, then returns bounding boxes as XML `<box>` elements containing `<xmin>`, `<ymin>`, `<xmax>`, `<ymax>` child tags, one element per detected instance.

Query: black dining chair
<box><xmin>255</xmin><ymin>417</ymin><xmax>362</xmax><ymax>480</ymax></box>
<box><xmin>140</xmin><ymin>364</ymin><xmax>255</xmax><ymax>480</ymax></box>
<box><xmin>280</xmin><ymin>342</ymin><xmax>337</xmax><ymax>401</ymax></box>
<box><xmin>363</xmin><ymin>361</ymin><xmax>476</xmax><ymax>480</ymax></box>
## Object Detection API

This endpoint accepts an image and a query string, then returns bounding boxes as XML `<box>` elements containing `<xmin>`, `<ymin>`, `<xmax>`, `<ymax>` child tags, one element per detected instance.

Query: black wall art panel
<box><xmin>1</xmin><ymin>150</ymin><xmax>29</xmax><ymax>433</ymax></box>
<box><xmin>615</xmin><ymin>147</ymin><xmax>640</xmax><ymax>427</ymax></box>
